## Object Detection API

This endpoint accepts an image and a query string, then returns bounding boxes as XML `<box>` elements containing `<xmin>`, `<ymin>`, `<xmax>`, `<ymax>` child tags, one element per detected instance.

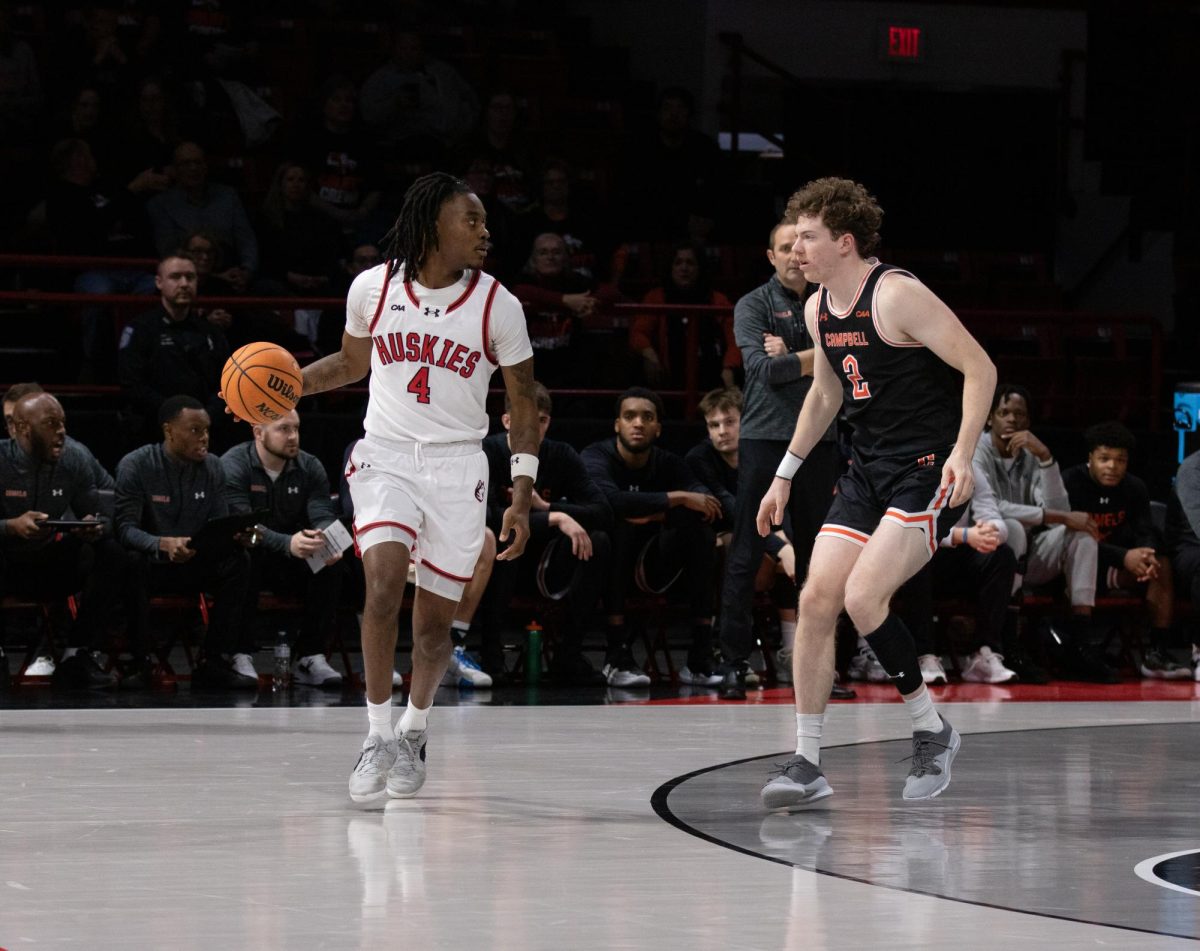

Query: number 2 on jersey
<box><xmin>842</xmin><ymin>354</ymin><xmax>871</xmax><ymax>400</ymax></box>
<box><xmin>407</xmin><ymin>366</ymin><xmax>431</xmax><ymax>404</ymax></box>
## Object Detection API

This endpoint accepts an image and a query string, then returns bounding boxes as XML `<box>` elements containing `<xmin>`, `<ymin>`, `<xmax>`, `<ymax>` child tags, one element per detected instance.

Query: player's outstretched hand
<box><xmin>756</xmin><ymin>477</ymin><xmax>791</xmax><ymax>537</ymax></box>
<box><xmin>496</xmin><ymin>506</ymin><xmax>530</xmax><ymax>561</ymax></box>
<box><xmin>941</xmin><ymin>450</ymin><xmax>975</xmax><ymax>508</ymax></box>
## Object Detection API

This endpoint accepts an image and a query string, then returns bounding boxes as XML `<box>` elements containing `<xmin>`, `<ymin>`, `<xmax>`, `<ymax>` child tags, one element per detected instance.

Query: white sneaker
<box><xmin>387</xmin><ymin>727</ymin><xmax>427</xmax><ymax>798</ymax></box>
<box><xmin>295</xmin><ymin>653</ymin><xmax>343</xmax><ymax>687</ymax></box>
<box><xmin>602</xmin><ymin>663</ymin><xmax>651</xmax><ymax>688</ymax></box>
<box><xmin>775</xmin><ymin>648</ymin><xmax>793</xmax><ymax>684</ymax></box>
<box><xmin>848</xmin><ymin>643</ymin><xmax>889</xmax><ymax>682</ymax></box>
<box><xmin>24</xmin><ymin>655</ymin><xmax>55</xmax><ymax>676</ymax></box>
<box><xmin>677</xmin><ymin>665</ymin><xmax>722</xmax><ymax>686</ymax></box>
<box><xmin>231</xmin><ymin>653</ymin><xmax>259</xmax><ymax>681</ymax></box>
<box><xmin>960</xmin><ymin>646</ymin><xmax>1016</xmax><ymax>684</ymax></box>
<box><xmin>392</xmin><ymin>669</ymin><xmax>404</xmax><ymax>689</ymax></box>
<box><xmin>349</xmin><ymin>733</ymin><xmax>398</xmax><ymax>804</ymax></box>
<box><xmin>919</xmin><ymin>653</ymin><xmax>948</xmax><ymax>686</ymax></box>
<box><xmin>441</xmin><ymin>645</ymin><xmax>492</xmax><ymax>688</ymax></box>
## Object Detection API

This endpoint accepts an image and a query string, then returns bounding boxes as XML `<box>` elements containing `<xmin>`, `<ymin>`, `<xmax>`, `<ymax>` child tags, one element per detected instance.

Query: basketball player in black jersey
<box><xmin>757</xmin><ymin>178</ymin><xmax>996</xmax><ymax>807</ymax></box>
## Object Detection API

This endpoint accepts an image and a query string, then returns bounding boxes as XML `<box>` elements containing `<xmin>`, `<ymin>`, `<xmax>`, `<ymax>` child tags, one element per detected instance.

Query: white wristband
<box><xmin>775</xmin><ymin>451</ymin><xmax>804</xmax><ymax>481</ymax></box>
<box><xmin>510</xmin><ymin>453</ymin><xmax>539</xmax><ymax>482</ymax></box>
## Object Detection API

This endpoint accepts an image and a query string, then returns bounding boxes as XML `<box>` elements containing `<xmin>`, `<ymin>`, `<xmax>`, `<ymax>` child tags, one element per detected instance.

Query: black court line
<box><xmin>650</xmin><ymin>725</ymin><xmax>1200</xmax><ymax>942</ymax></box>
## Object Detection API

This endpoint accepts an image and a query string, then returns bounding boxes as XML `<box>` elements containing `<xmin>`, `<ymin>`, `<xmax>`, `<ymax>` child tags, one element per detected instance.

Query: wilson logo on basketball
<box><xmin>267</xmin><ymin>374</ymin><xmax>299</xmax><ymax>404</ymax></box>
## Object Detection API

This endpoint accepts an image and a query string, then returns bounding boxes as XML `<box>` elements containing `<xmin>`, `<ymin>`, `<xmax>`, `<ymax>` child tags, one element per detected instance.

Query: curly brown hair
<box><xmin>784</xmin><ymin>177</ymin><xmax>883</xmax><ymax>257</ymax></box>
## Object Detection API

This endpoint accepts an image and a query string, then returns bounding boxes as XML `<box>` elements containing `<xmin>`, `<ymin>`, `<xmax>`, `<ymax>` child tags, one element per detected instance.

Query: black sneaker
<box><xmin>1060</xmin><ymin>645</ymin><xmax>1120</xmax><ymax>684</ymax></box>
<box><xmin>191</xmin><ymin>657</ymin><xmax>259</xmax><ymax>691</ymax></box>
<box><xmin>548</xmin><ymin>652</ymin><xmax>605</xmax><ymax>686</ymax></box>
<box><xmin>0</xmin><ymin>648</ymin><xmax>9</xmax><ymax>691</ymax></box>
<box><xmin>718</xmin><ymin>660</ymin><xmax>750</xmax><ymax>701</ymax></box>
<box><xmin>829</xmin><ymin>682</ymin><xmax>857</xmax><ymax>700</ymax></box>
<box><xmin>1004</xmin><ymin>647</ymin><xmax>1050</xmax><ymax>685</ymax></box>
<box><xmin>52</xmin><ymin>651</ymin><xmax>118</xmax><ymax>690</ymax></box>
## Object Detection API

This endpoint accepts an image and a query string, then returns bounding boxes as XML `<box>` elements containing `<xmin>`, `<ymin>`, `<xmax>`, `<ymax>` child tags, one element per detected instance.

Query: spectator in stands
<box><xmin>0</xmin><ymin>390</ymin><xmax>122</xmax><ymax>689</ymax></box>
<box><xmin>1166</xmin><ymin>448</ymin><xmax>1200</xmax><ymax>682</ymax></box>
<box><xmin>359</xmin><ymin>26</ymin><xmax>478</xmax><ymax>156</ymax></box>
<box><xmin>1064</xmin><ymin>422</ymin><xmax>1188</xmax><ymax>679</ymax></box>
<box><xmin>581</xmin><ymin>387</ymin><xmax>723</xmax><ymax>689</ymax></box>
<box><xmin>482</xmin><ymin>382</ymin><xmax>611</xmax><ymax>685</ymax></box>
<box><xmin>0</xmin><ymin>2</ymin><xmax>44</xmax><ymax>140</ymax></box>
<box><xmin>621</xmin><ymin>86</ymin><xmax>721</xmax><ymax>242</ymax></box>
<box><xmin>114</xmin><ymin>394</ymin><xmax>254</xmax><ymax>690</ymax></box>
<box><xmin>257</xmin><ymin>162</ymin><xmax>342</xmax><ymax>295</ymax></box>
<box><xmin>51</xmin><ymin>83</ymin><xmax>116</xmax><ymax>172</ymax></box>
<box><xmin>44</xmin><ymin>136</ymin><xmax>163</xmax><ymax>378</ymax></box>
<box><xmin>338</xmin><ymin>435</ymin><xmax>496</xmax><ymax>692</ymax></box>
<box><xmin>221</xmin><ymin>409</ymin><xmax>345</xmax><ymax>688</ymax></box>
<box><xmin>510</xmin><ymin>232</ymin><xmax>598</xmax><ymax>387</ymax></box>
<box><xmin>118</xmin><ymin>251</ymin><xmax>230</xmax><ymax>444</ymax></box>
<box><xmin>57</xmin><ymin>9</ymin><xmax>138</xmax><ymax>101</ymax></box>
<box><xmin>460</xmin><ymin>153</ymin><xmax>521</xmax><ymax>279</ymax></box>
<box><xmin>458</xmin><ymin>90</ymin><xmax>533</xmax><ymax>214</ymax></box>
<box><xmin>519</xmin><ymin>157</ymin><xmax>603</xmax><ymax>279</ymax></box>
<box><xmin>974</xmin><ymin>384</ymin><xmax>1115</xmax><ymax>682</ymax></box>
<box><xmin>894</xmin><ymin>460</ymin><xmax>1024</xmax><ymax>685</ymax></box>
<box><xmin>146</xmin><ymin>140</ymin><xmax>259</xmax><ymax>278</ymax></box>
<box><xmin>629</xmin><ymin>239</ymin><xmax>739</xmax><ymax>390</ymax></box>
<box><xmin>285</xmin><ymin>75</ymin><xmax>383</xmax><ymax>235</ymax></box>
<box><xmin>110</xmin><ymin>76</ymin><xmax>183</xmax><ymax>189</ymax></box>
<box><xmin>713</xmin><ymin>222</ymin><xmax>841</xmax><ymax>700</ymax></box>
<box><xmin>317</xmin><ymin>240</ymin><xmax>382</xmax><ymax>356</ymax></box>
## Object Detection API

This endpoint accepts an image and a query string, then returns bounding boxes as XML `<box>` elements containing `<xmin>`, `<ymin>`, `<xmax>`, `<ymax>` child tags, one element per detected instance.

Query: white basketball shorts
<box><xmin>347</xmin><ymin>435</ymin><xmax>488</xmax><ymax>600</ymax></box>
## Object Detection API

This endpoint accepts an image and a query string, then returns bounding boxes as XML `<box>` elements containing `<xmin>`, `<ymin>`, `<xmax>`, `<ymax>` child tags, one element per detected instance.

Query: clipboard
<box><xmin>186</xmin><ymin>509</ymin><xmax>271</xmax><ymax>554</ymax></box>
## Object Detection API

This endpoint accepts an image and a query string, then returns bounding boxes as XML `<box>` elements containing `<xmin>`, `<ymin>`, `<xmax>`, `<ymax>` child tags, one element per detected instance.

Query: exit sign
<box><xmin>881</xmin><ymin>23</ymin><xmax>924</xmax><ymax>62</ymax></box>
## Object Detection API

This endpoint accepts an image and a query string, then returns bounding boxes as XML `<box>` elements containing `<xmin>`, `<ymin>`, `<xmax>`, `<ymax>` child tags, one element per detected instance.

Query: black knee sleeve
<box><xmin>863</xmin><ymin>613</ymin><xmax>922</xmax><ymax>694</ymax></box>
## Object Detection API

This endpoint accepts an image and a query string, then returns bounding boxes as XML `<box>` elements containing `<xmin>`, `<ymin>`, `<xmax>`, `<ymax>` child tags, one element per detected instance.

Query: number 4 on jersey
<box><xmin>407</xmin><ymin>366</ymin><xmax>431</xmax><ymax>404</ymax></box>
<box><xmin>842</xmin><ymin>354</ymin><xmax>871</xmax><ymax>400</ymax></box>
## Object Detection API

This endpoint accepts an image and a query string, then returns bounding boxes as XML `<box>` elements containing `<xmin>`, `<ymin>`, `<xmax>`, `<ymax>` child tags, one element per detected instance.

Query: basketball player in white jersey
<box><xmin>301</xmin><ymin>172</ymin><xmax>540</xmax><ymax>804</ymax></box>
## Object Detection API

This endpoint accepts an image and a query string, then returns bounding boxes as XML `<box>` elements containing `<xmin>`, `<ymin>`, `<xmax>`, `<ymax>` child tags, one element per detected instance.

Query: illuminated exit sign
<box><xmin>881</xmin><ymin>23</ymin><xmax>924</xmax><ymax>62</ymax></box>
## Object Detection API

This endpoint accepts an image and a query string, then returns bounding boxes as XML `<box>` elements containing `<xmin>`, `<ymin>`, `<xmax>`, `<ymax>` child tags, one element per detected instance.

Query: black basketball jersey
<box><xmin>816</xmin><ymin>263</ymin><xmax>961</xmax><ymax>460</ymax></box>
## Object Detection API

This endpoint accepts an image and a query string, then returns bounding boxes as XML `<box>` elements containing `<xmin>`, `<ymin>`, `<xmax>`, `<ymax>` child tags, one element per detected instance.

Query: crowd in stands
<box><xmin>0</xmin><ymin>5</ymin><xmax>1194</xmax><ymax>695</ymax></box>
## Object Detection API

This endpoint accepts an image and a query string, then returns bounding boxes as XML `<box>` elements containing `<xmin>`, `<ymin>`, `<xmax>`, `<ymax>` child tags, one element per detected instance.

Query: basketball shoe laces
<box><xmin>898</xmin><ymin>736</ymin><xmax>951</xmax><ymax>777</ymax></box>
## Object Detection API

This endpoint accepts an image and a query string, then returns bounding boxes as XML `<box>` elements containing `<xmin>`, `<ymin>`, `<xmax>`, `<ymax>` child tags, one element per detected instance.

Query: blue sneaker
<box><xmin>441</xmin><ymin>645</ymin><xmax>493</xmax><ymax>688</ymax></box>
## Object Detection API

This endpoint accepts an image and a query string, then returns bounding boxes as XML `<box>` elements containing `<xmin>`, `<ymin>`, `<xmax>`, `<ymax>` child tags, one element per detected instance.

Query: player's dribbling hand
<box><xmin>756</xmin><ymin>478</ymin><xmax>791</xmax><ymax>537</ymax></box>
<box><xmin>941</xmin><ymin>451</ymin><xmax>974</xmax><ymax>508</ymax></box>
<box><xmin>496</xmin><ymin>508</ymin><xmax>530</xmax><ymax>561</ymax></box>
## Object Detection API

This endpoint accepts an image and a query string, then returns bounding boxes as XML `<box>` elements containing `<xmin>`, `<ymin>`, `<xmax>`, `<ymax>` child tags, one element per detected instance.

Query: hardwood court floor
<box><xmin>0</xmin><ymin>694</ymin><xmax>1197</xmax><ymax>949</ymax></box>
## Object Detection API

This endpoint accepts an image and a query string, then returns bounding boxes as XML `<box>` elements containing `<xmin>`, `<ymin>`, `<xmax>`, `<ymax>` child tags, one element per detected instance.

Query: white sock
<box><xmin>903</xmin><ymin>685</ymin><xmax>943</xmax><ymax>734</ymax></box>
<box><xmin>396</xmin><ymin>699</ymin><xmax>430</xmax><ymax>735</ymax></box>
<box><xmin>366</xmin><ymin>699</ymin><xmax>393</xmax><ymax>739</ymax></box>
<box><xmin>779</xmin><ymin>619</ymin><xmax>797</xmax><ymax>651</ymax></box>
<box><xmin>795</xmin><ymin>713</ymin><xmax>823</xmax><ymax>765</ymax></box>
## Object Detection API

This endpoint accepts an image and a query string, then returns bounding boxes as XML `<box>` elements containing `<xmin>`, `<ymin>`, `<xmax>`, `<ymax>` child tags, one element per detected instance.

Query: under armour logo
<box><xmin>194</xmin><ymin>491</ymin><xmax>205</xmax><ymax>500</ymax></box>
<box><xmin>424</xmin><ymin>306</ymin><xmax>440</xmax><ymax>317</ymax></box>
<box><xmin>51</xmin><ymin>488</ymin><xmax>63</xmax><ymax>497</ymax></box>
<box><xmin>1099</xmin><ymin>497</ymin><xmax>1109</xmax><ymax>505</ymax></box>
<box><xmin>390</xmin><ymin>303</ymin><xmax>406</xmax><ymax>311</ymax></box>
<box><xmin>287</xmin><ymin>486</ymin><xmax>299</xmax><ymax>495</ymax></box>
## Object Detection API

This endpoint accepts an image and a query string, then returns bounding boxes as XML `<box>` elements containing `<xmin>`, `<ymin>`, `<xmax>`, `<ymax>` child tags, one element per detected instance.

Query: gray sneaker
<box><xmin>349</xmin><ymin>734</ymin><xmax>399</xmax><ymax>804</ymax></box>
<box><xmin>761</xmin><ymin>755</ymin><xmax>834</xmax><ymax>811</ymax></box>
<box><xmin>387</xmin><ymin>727</ymin><xmax>428</xmax><ymax>798</ymax></box>
<box><xmin>901</xmin><ymin>716</ymin><xmax>961</xmax><ymax>801</ymax></box>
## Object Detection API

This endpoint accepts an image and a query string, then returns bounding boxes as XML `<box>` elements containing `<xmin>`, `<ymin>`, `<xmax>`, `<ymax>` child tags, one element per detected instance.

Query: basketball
<box><xmin>219</xmin><ymin>342</ymin><xmax>303</xmax><ymax>424</ymax></box>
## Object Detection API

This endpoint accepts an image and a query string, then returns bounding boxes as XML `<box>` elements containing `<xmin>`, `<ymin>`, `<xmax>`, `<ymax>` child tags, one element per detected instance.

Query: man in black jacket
<box><xmin>114</xmin><ymin>395</ymin><xmax>253</xmax><ymax>689</ymax></box>
<box><xmin>117</xmin><ymin>253</ymin><xmax>231</xmax><ymax>444</ymax></box>
<box><xmin>1166</xmin><ymin>448</ymin><xmax>1200</xmax><ymax>682</ymax></box>
<box><xmin>581</xmin><ymin>387</ymin><xmax>722</xmax><ymax>688</ymax></box>
<box><xmin>222</xmin><ymin>409</ymin><xmax>345</xmax><ymax>689</ymax></box>
<box><xmin>0</xmin><ymin>390</ymin><xmax>122</xmax><ymax>688</ymax></box>
<box><xmin>482</xmin><ymin>382</ymin><xmax>611</xmax><ymax>684</ymax></box>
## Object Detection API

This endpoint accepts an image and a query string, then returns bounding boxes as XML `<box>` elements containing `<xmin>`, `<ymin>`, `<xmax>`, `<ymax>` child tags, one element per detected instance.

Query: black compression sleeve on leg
<box><xmin>862</xmin><ymin>612</ymin><xmax>922</xmax><ymax>695</ymax></box>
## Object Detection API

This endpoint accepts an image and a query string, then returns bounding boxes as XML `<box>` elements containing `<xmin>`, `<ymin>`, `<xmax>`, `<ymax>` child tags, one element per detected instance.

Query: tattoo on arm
<box><xmin>501</xmin><ymin>358</ymin><xmax>540</xmax><ymax>456</ymax></box>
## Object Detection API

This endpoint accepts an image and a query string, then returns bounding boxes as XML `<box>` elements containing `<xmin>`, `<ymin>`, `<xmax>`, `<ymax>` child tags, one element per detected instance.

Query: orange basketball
<box><xmin>219</xmin><ymin>342</ymin><xmax>303</xmax><ymax>424</ymax></box>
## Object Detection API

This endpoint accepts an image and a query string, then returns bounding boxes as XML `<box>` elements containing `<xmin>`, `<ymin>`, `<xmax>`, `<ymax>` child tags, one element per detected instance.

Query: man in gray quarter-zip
<box><xmin>114</xmin><ymin>395</ymin><xmax>255</xmax><ymax>690</ymax></box>
<box><xmin>0</xmin><ymin>390</ymin><xmax>123</xmax><ymax>689</ymax></box>
<box><xmin>222</xmin><ymin>409</ymin><xmax>346</xmax><ymax>689</ymax></box>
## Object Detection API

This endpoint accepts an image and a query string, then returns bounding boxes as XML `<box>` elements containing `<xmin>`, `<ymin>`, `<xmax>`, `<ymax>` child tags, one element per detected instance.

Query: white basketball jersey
<box><xmin>345</xmin><ymin>262</ymin><xmax>533</xmax><ymax>443</ymax></box>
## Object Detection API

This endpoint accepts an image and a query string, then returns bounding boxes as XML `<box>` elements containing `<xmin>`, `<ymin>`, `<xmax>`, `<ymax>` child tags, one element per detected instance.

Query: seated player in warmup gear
<box><xmin>974</xmin><ymin>385</ymin><xmax>1115</xmax><ymax>683</ymax></box>
<box><xmin>1064</xmin><ymin>422</ymin><xmax>1188</xmax><ymax>680</ymax></box>
<box><xmin>300</xmin><ymin>172</ymin><xmax>539</xmax><ymax>804</ymax></box>
<box><xmin>1166</xmin><ymin>448</ymin><xmax>1200</xmax><ymax>681</ymax></box>
<box><xmin>757</xmin><ymin>177</ymin><xmax>996</xmax><ymax>809</ymax></box>
<box><xmin>895</xmin><ymin>457</ymin><xmax>1022</xmax><ymax>686</ymax></box>
<box><xmin>686</xmin><ymin>386</ymin><xmax>853</xmax><ymax>698</ymax></box>
<box><xmin>581</xmin><ymin>387</ymin><xmax>724</xmax><ymax>689</ymax></box>
<box><xmin>0</xmin><ymin>391</ymin><xmax>124</xmax><ymax>689</ymax></box>
<box><xmin>220</xmin><ymin>409</ymin><xmax>347</xmax><ymax>689</ymax></box>
<box><xmin>339</xmin><ymin>437</ymin><xmax>498</xmax><ymax>691</ymax></box>
<box><xmin>114</xmin><ymin>395</ymin><xmax>255</xmax><ymax>691</ymax></box>
<box><xmin>481</xmin><ymin>382</ymin><xmax>612</xmax><ymax>685</ymax></box>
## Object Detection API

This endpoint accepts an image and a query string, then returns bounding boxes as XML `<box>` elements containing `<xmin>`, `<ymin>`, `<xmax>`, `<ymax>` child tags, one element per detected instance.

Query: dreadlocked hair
<box><xmin>381</xmin><ymin>172</ymin><xmax>472</xmax><ymax>280</ymax></box>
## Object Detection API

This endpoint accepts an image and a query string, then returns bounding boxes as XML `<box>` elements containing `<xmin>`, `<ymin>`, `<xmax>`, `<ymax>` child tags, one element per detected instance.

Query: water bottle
<box><xmin>273</xmin><ymin>631</ymin><xmax>291</xmax><ymax>691</ymax></box>
<box><xmin>525</xmin><ymin>621</ymin><xmax>543</xmax><ymax>683</ymax></box>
